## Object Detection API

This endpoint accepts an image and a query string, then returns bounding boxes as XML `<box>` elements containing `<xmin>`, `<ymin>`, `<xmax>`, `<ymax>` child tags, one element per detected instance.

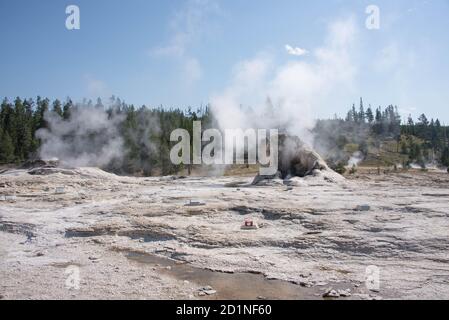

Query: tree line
<box><xmin>314</xmin><ymin>98</ymin><xmax>449</xmax><ymax>168</ymax></box>
<box><xmin>1</xmin><ymin>96</ymin><xmax>449</xmax><ymax>174</ymax></box>
<box><xmin>0</xmin><ymin>96</ymin><xmax>214</xmax><ymax>175</ymax></box>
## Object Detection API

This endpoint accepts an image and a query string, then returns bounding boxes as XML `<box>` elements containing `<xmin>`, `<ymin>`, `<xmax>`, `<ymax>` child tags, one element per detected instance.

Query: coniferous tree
<box><xmin>345</xmin><ymin>111</ymin><xmax>353</xmax><ymax>122</ymax></box>
<box><xmin>359</xmin><ymin>98</ymin><xmax>365</xmax><ymax>123</ymax></box>
<box><xmin>13</xmin><ymin>97</ymin><xmax>33</xmax><ymax>160</ymax></box>
<box><xmin>52</xmin><ymin>99</ymin><xmax>63</xmax><ymax>117</ymax></box>
<box><xmin>375</xmin><ymin>107</ymin><xmax>382</xmax><ymax>123</ymax></box>
<box><xmin>351</xmin><ymin>104</ymin><xmax>358</xmax><ymax>123</ymax></box>
<box><xmin>418</xmin><ymin>114</ymin><xmax>429</xmax><ymax>126</ymax></box>
<box><xmin>63</xmin><ymin>98</ymin><xmax>73</xmax><ymax>120</ymax></box>
<box><xmin>34</xmin><ymin>96</ymin><xmax>49</xmax><ymax>130</ymax></box>
<box><xmin>407</xmin><ymin>115</ymin><xmax>415</xmax><ymax>135</ymax></box>
<box><xmin>366</xmin><ymin>105</ymin><xmax>374</xmax><ymax>124</ymax></box>
<box><xmin>95</xmin><ymin>97</ymin><xmax>104</xmax><ymax>110</ymax></box>
<box><xmin>0</xmin><ymin>129</ymin><xmax>15</xmax><ymax>163</ymax></box>
<box><xmin>442</xmin><ymin>146</ymin><xmax>449</xmax><ymax>167</ymax></box>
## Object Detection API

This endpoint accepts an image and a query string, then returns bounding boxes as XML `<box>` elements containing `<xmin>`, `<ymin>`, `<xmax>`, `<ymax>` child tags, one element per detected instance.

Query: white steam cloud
<box><xmin>348</xmin><ymin>151</ymin><xmax>364</xmax><ymax>167</ymax></box>
<box><xmin>211</xmin><ymin>17</ymin><xmax>358</xmax><ymax>147</ymax></box>
<box><xmin>36</xmin><ymin>105</ymin><xmax>125</xmax><ymax>168</ymax></box>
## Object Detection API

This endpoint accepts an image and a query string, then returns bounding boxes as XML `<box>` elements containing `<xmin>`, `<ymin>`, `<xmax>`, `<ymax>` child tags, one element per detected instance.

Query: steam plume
<box><xmin>36</xmin><ymin>103</ymin><xmax>125</xmax><ymax>168</ymax></box>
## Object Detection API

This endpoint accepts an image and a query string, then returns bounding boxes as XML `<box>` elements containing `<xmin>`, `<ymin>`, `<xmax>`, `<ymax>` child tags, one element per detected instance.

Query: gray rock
<box><xmin>337</xmin><ymin>289</ymin><xmax>352</xmax><ymax>297</ymax></box>
<box><xmin>204</xmin><ymin>289</ymin><xmax>217</xmax><ymax>295</ymax></box>
<box><xmin>185</xmin><ymin>200</ymin><xmax>206</xmax><ymax>207</ymax></box>
<box><xmin>323</xmin><ymin>288</ymin><xmax>340</xmax><ymax>298</ymax></box>
<box><xmin>315</xmin><ymin>282</ymin><xmax>328</xmax><ymax>286</ymax></box>
<box><xmin>355</xmin><ymin>204</ymin><xmax>371</xmax><ymax>211</ymax></box>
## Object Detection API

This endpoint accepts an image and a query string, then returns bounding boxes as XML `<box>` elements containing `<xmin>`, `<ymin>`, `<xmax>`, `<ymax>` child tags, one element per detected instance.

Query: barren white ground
<box><xmin>1</xmin><ymin>167</ymin><xmax>449</xmax><ymax>299</ymax></box>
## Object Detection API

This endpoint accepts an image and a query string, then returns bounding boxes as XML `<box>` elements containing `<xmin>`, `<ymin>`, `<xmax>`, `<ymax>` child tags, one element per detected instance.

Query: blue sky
<box><xmin>1</xmin><ymin>0</ymin><xmax>449</xmax><ymax>122</ymax></box>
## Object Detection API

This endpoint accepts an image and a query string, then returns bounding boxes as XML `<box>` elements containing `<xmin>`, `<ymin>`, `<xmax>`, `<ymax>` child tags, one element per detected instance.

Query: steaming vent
<box><xmin>253</xmin><ymin>134</ymin><xmax>342</xmax><ymax>185</ymax></box>
<box><xmin>278</xmin><ymin>135</ymin><xmax>330</xmax><ymax>179</ymax></box>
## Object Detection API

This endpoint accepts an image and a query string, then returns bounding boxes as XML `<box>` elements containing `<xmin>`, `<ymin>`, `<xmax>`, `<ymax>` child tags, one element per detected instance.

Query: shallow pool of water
<box><xmin>126</xmin><ymin>251</ymin><xmax>331</xmax><ymax>300</ymax></box>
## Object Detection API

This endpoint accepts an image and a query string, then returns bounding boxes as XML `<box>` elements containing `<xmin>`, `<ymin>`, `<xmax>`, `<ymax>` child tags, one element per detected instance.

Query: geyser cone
<box><xmin>278</xmin><ymin>134</ymin><xmax>330</xmax><ymax>179</ymax></box>
<box><xmin>253</xmin><ymin>134</ymin><xmax>342</xmax><ymax>185</ymax></box>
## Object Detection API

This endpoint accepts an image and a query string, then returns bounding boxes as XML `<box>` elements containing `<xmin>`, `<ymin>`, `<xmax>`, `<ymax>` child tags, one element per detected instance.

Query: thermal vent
<box><xmin>277</xmin><ymin>134</ymin><xmax>330</xmax><ymax>179</ymax></box>
<box><xmin>253</xmin><ymin>134</ymin><xmax>341</xmax><ymax>185</ymax></box>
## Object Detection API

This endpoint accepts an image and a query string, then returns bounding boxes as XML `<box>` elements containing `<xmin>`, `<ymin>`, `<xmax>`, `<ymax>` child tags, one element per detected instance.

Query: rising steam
<box><xmin>36</xmin><ymin>104</ymin><xmax>125</xmax><ymax>168</ymax></box>
<box><xmin>210</xmin><ymin>17</ymin><xmax>358</xmax><ymax>147</ymax></box>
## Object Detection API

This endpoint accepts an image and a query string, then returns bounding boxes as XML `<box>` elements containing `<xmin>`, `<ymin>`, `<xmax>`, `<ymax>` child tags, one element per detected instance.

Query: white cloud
<box><xmin>285</xmin><ymin>45</ymin><xmax>308</xmax><ymax>56</ymax></box>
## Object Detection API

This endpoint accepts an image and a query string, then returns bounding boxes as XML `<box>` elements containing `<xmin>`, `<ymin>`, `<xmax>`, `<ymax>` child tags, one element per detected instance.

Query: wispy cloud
<box><xmin>84</xmin><ymin>74</ymin><xmax>109</xmax><ymax>98</ymax></box>
<box><xmin>150</xmin><ymin>0</ymin><xmax>221</xmax><ymax>84</ymax></box>
<box><xmin>375</xmin><ymin>43</ymin><xmax>400</xmax><ymax>71</ymax></box>
<box><xmin>183</xmin><ymin>57</ymin><xmax>203</xmax><ymax>83</ymax></box>
<box><xmin>407</xmin><ymin>0</ymin><xmax>429</xmax><ymax>14</ymax></box>
<box><xmin>285</xmin><ymin>45</ymin><xmax>308</xmax><ymax>56</ymax></box>
<box><xmin>152</xmin><ymin>0</ymin><xmax>219</xmax><ymax>58</ymax></box>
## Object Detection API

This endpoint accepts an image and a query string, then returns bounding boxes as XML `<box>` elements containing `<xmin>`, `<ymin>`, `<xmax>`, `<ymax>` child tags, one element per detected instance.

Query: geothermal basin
<box><xmin>1</xmin><ymin>166</ymin><xmax>449</xmax><ymax>299</ymax></box>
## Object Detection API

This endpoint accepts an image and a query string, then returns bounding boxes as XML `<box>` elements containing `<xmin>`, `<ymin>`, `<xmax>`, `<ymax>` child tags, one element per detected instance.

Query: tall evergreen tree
<box><xmin>359</xmin><ymin>97</ymin><xmax>365</xmax><ymax>123</ymax></box>
<box><xmin>375</xmin><ymin>107</ymin><xmax>382</xmax><ymax>123</ymax></box>
<box><xmin>418</xmin><ymin>114</ymin><xmax>429</xmax><ymax>126</ymax></box>
<box><xmin>52</xmin><ymin>99</ymin><xmax>63</xmax><ymax>117</ymax></box>
<box><xmin>34</xmin><ymin>96</ymin><xmax>49</xmax><ymax>130</ymax></box>
<box><xmin>13</xmin><ymin>97</ymin><xmax>32</xmax><ymax>160</ymax></box>
<box><xmin>351</xmin><ymin>104</ymin><xmax>358</xmax><ymax>123</ymax></box>
<box><xmin>63</xmin><ymin>98</ymin><xmax>73</xmax><ymax>120</ymax></box>
<box><xmin>95</xmin><ymin>97</ymin><xmax>104</xmax><ymax>110</ymax></box>
<box><xmin>0</xmin><ymin>129</ymin><xmax>15</xmax><ymax>163</ymax></box>
<box><xmin>366</xmin><ymin>105</ymin><xmax>374</xmax><ymax>124</ymax></box>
